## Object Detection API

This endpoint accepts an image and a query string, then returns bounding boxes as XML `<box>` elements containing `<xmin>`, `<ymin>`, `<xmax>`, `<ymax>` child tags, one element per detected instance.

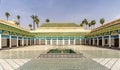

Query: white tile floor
<box><xmin>0</xmin><ymin>45</ymin><xmax>120</xmax><ymax>70</ymax></box>
<box><xmin>92</xmin><ymin>58</ymin><xmax>120</xmax><ymax>70</ymax></box>
<box><xmin>0</xmin><ymin>59</ymin><xmax>31</xmax><ymax>70</ymax></box>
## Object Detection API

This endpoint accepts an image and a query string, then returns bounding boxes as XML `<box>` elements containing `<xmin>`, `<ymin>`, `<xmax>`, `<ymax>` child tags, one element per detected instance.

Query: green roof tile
<box><xmin>41</xmin><ymin>23</ymin><xmax>80</xmax><ymax>27</ymax></box>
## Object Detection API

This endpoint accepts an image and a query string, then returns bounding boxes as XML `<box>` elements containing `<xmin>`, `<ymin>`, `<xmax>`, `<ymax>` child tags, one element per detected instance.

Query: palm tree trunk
<box><xmin>34</xmin><ymin>22</ymin><xmax>36</xmax><ymax>30</ymax></box>
<box><xmin>84</xmin><ymin>24</ymin><xmax>86</xmax><ymax>30</ymax></box>
<box><xmin>83</xmin><ymin>24</ymin><xmax>85</xmax><ymax>29</ymax></box>
<box><xmin>37</xmin><ymin>24</ymin><xmax>38</xmax><ymax>27</ymax></box>
<box><xmin>7</xmin><ymin>17</ymin><xmax>8</xmax><ymax>21</ymax></box>
<box><xmin>33</xmin><ymin>21</ymin><xmax>35</xmax><ymax>30</ymax></box>
<box><xmin>19</xmin><ymin>19</ymin><xmax>20</xmax><ymax>25</ymax></box>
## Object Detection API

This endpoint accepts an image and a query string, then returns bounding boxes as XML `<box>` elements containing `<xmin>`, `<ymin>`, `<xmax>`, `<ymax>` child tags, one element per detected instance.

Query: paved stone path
<box><xmin>92</xmin><ymin>58</ymin><xmax>120</xmax><ymax>70</ymax></box>
<box><xmin>1</xmin><ymin>58</ymin><xmax>120</xmax><ymax>70</ymax></box>
<box><xmin>17</xmin><ymin>58</ymin><xmax>109</xmax><ymax>70</ymax></box>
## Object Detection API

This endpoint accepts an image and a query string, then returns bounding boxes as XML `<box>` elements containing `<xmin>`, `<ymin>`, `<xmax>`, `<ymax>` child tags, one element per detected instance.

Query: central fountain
<box><xmin>47</xmin><ymin>46</ymin><xmax>75</xmax><ymax>54</ymax></box>
<box><xmin>38</xmin><ymin>46</ymin><xmax>84</xmax><ymax>58</ymax></box>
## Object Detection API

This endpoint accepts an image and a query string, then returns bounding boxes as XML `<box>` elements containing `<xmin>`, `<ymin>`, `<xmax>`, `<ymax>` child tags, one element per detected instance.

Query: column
<box><xmin>27</xmin><ymin>38</ymin><xmax>28</xmax><ymax>46</ymax></box>
<box><xmin>38</xmin><ymin>38</ymin><xmax>40</xmax><ymax>45</ymax></box>
<box><xmin>74</xmin><ymin>36</ymin><xmax>76</xmax><ymax>45</ymax></box>
<box><xmin>0</xmin><ymin>34</ymin><xmax>2</xmax><ymax>49</ymax></box>
<box><xmin>102</xmin><ymin>36</ymin><xmax>104</xmax><ymax>47</ymax></box>
<box><xmin>80</xmin><ymin>36</ymin><xmax>81</xmax><ymax>45</ymax></box>
<box><xmin>97</xmin><ymin>37</ymin><xmax>99</xmax><ymax>46</ymax></box>
<box><xmin>51</xmin><ymin>39</ymin><xmax>52</xmax><ymax>45</ymax></box>
<box><xmin>50</xmin><ymin>36</ymin><xmax>52</xmax><ymax>45</ymax></box>
<box><xmin>34</xmin><ymin>38</ymin><xmax>36</xmax><ymax>45</ymax></box>
<box><xmin>84</xmin><ymin>38</ymin><xmax>86</xmax><ymax>45</ymax></box>
<box><xmin>63</xmin><ymin>36</ymin><xmax>64</xmax><ymax>45</ymax></box>
<box><xmin>28</xmin><ymin>38</ymin><xmax>29</xmax><ymax>46</ymax></box>
<box><xmin>9</xmin><ymin>35</ymin><xmax>12</xmax><ymax>48</ymax></box>
<box><xmin>109</xmin><ymin>35</ymin><xmax>111</xmax><ymax>47</ymax></box>
<box><xmin>22</xmin><ymin>37</ymin><xmax>24</xmax><ymax>46</ymax></box>
<box><xmin>93</xmin><ymin>38</ymin><xmax>95</xmax><ymax>46</ymax></box>
<box><xmin>119</xmin><ymin>34</ymin><xmax>120</xmax><ymax>48</ymax></box>
<box><xmin>28</xmin><ymin>38</ymin><xmax>29</xmax><ymax>45</ymax></box>
<box><xmin>68</xmin><ymin>36</ymin><xmax>70</xmax><ymax>45</ymax></box>
<box><xmin>44</xmin><ymin>36</ymin><xmax>47</xmax><ymax>45</ymax></box>
<box><xmin>17</xmin><ymin>36</ymin><xmax>18</xmax><ymax>47</ymax></box>
<box><xmin>56</xmin><ymin>36</ymin><xmax>58</xmax><ymax>45</ymax></box>
<box><xmin>45</xmin><ymin>39</ymin><xmax>47</xmax><ymax>45</ymax></box>
<box><xmin>30</xmin><ymin>38</ymin><xmax>31</xmax><ymax>45</ymax></box>
<box><xmin>74</xmin><ymin>40</ymin><xmax>76</xmax><ymax>45</ymax></box>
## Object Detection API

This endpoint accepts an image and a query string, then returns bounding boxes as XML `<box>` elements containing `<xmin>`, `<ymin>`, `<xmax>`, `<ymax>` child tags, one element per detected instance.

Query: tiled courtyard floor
<box><xmin>0</xmin><ymin>45</ymin><xmax>120</xmax><ymax>70</ymax></box>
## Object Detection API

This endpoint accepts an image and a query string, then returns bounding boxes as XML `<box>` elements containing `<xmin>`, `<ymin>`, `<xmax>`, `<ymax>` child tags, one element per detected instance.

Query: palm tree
<box><xmin>34</xmin><ymin>16</ymin><xmax>39</xmax><ymax>28</ymax></box>
<box><xmin>88</xmin><ymin>23</ymin><xmax>91</xmax><ymax>30</ymax></box>
<box><xmin>34</xmin><ymin>15</ymin><xmax>38</xmax><ymax>20</ymax></box>
<box><xmin>29</xmin><ymin>24</ymin><xmax>32</xmax><ymax>30</ymax></box>
<box><xmin>31</xmin><ymin>15</ymin><xmax>36</xmax><ymax>30</ymax></box>
<box><xmin>15</xmin><ymin>21</ymin><xmax>19</xmax><ymax>25</ymax></box>
<box><xmin>100</xmin><ymin>18</ymin><xmax>105</xmax><ymax>25</ymax></box>
<box><xmin>5</xmin><ymin>12</ymin><xmax>10</xmax><ymax>21</ymax></box>
<box><xmin>91</xmin><ymin>20</ymin><xmax>96</xmax><ymax>29</ymax></box>
<box><xmin>35</xmin><ymin>18</ymin><xmax>40</xmax><ymax>27</ymax></box>
<box><xmin>46</xmin><ymin>18</ymin><xmax>50</xmax><ymax>23</ymax></box>
<box><xmin>81</xmin><ymin>20</ymin><xmax>85</xmax><ymax>28</ymax></box>
<box><xmin>17</xmin><ymin>15</ymin><xmax>21</xmax><ymax>25</ymax></box>
<box><xmin>80</xmin><ymin>23</ymin><xmax>83</xmax><ymax>27</ymax></box>
<box><xmin>83</xmin><ymin>19</ymin><xmax>88</xmax><ymax>29</ymax></box>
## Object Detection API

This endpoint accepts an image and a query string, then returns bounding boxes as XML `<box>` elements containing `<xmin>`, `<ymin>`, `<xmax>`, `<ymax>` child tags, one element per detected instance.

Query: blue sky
<box><xmin>0</xmin><ymin>0</ymin><xmax>120</xmax><ymax>29</ymax></box>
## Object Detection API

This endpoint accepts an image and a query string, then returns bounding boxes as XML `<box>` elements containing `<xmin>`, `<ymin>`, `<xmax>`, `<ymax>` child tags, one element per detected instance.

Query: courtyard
<box><xmin>0</xmin><ymin>45</ymin><xmax>120</xmax><ymax>70</ymax></box>
<box><xmin>0</xmin><ymin>0</ymin><xmax>120</xmax><ymax>70</ymax></box>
